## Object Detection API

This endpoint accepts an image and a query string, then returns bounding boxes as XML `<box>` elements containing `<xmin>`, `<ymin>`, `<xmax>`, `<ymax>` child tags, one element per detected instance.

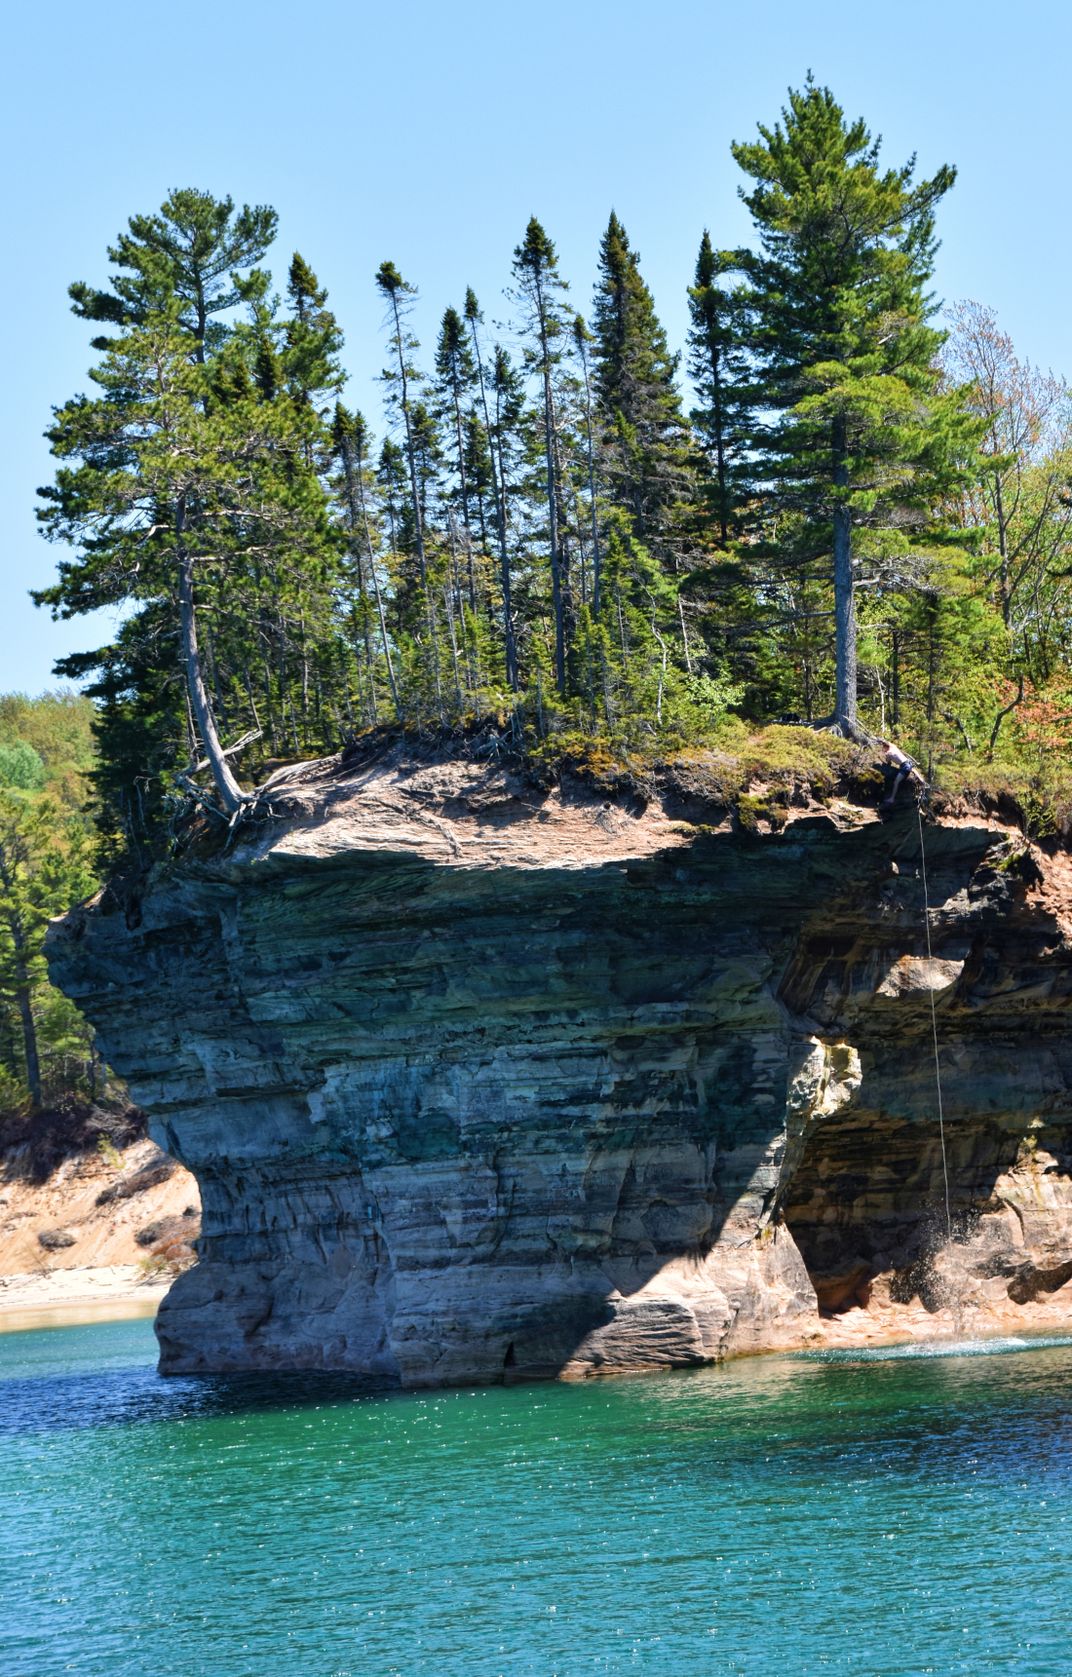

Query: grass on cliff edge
<box><xmin>524</xmin><ymin>716</ymin><xmax>1072</xmax><ymax>837</ymax></box>
<box><xmin>186</xmin><ymin>714</ymin><xmax>1072</xmax><ymax>855</ymax></box>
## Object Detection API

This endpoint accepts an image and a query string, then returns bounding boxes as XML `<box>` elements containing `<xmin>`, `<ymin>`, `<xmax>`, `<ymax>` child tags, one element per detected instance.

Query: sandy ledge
<box><xmin>0</xmin><ymin>1264</ymin><xmax>173</xmax><ymax>1333</ymax></box>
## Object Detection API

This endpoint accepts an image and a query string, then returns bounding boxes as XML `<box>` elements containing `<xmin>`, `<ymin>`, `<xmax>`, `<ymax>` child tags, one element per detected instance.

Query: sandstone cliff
<box><xmin>47</xmin><ymin>751</ymin><xmax>1072</xmax><ymax>1382</ymax></box>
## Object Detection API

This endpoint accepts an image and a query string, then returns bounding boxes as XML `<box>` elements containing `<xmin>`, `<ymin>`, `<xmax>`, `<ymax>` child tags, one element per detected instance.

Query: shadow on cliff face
<box><xmin>49</xmin><ymin>767</ymin><xmax>1072</xmax><ymax>1384</ymax></box>
<box><xmin>156</xmin><ymin>1135</ymin><xmax>812</xmax><ymax>1386</ymax></box>
<box><xmin>780</xmin><ymin>1111</ymin><xmax>1072</xmax><ymax>1318</ymax></box>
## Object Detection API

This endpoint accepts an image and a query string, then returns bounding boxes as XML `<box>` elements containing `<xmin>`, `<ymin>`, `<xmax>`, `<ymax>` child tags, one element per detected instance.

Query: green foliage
<box><xmin>0</xmin><ymin>697</ymin><xmax>101</xmax><ymax>1113</ymax></box>
<box><xmin>38</xmin><ymin>191</ymin><xmax>345</xmax><ymax>836</ymax></box>
<box><xmin>29</xmin><ymin>110</ymin><xmax>1072</xmax><ymax>864</ymax></box>
<box><xmin>592</xmin><ymin>213</ymin><xmax>693</xmax><ymax>556</ymax></box>
<box><xmin>723</xmin><ymin>77</ymin><xmax>985</xmax><ymax>728</ymax></box>
<box><xmin>737</xmin><ymin>724</ymin><xmax>857</xmax><ymax>789</ymax></box>
<box><xmin>0</xmin><ymin>743</ymin><xmax>46</xmax><ymax>791</ymax></box>
<box><xmin>687</xmin><ymin>230</ymin><xmax>753</xmax><ymax>545</ymax></box>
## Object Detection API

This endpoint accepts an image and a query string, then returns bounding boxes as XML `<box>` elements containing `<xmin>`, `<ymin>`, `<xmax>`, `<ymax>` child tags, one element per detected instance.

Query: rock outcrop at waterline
<box><xmin>46</xmin><ymin>752</ymin><xmax>1072</xmax><ymax>1381</ymax></box>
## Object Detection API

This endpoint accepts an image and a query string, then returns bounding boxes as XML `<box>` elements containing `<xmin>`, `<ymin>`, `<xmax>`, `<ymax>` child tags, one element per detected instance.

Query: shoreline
<box><xmin>2</xmin><ymin>1260</ymin><xmax>1069</xmax><ymax>1365</ymax></box>
<box><xmin>0</xmin><ymin>1264</ymin><xmax>173</xmax><ymax>1333</ymax></box>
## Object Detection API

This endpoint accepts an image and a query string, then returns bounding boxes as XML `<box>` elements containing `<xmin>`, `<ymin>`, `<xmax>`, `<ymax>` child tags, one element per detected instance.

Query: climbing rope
<box><xmin>916</xmin><ymin>800</ymin><xmax>953</xmax><ymax>1241</ymax></box>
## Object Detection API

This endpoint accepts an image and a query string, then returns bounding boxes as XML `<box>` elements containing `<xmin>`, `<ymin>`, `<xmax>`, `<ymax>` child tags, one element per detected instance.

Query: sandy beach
<box><xmin>0</xmin><ymin>1263</ymin><xmax>173</xmax><ymax>1333</ymax></box>
<box><xmin>0</xmin><ymin>1127</ymin><xmax>199</xmax><ymax>1335</ymax></box>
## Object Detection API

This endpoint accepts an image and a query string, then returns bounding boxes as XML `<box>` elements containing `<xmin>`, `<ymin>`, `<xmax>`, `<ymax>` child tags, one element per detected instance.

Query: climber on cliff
<box><xmin>876</xmin><ymin>738</ymin><xmax>927</xmax><ymax>809</ymax></box>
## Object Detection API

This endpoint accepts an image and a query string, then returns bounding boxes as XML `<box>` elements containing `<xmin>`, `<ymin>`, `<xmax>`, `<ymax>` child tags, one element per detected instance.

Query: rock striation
<box><xmin>47</xmin><ymin>754</ymin><xmax>1072</xmax><ymax>1382</ymax></box>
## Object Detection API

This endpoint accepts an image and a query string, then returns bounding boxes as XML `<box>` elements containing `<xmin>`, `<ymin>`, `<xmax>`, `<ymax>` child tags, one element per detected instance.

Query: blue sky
<box><xmin>4</xmin><ymin>0</ymin><xmax>1068</xmax><ymax>693</ymax></box>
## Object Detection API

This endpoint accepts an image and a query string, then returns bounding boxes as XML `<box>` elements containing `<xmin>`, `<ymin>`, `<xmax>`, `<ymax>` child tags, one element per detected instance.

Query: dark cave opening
<box><xmin>778</xmin><ymin>1111</ymin><xmax>1045</xmax><ymax>1315</ymax></box>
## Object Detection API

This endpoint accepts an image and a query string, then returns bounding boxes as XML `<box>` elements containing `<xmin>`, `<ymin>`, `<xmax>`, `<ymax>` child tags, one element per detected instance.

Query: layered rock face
<box><xmin>48</xmin><ymin>757</ymin><xmax>1072</xmax><ymax>1382</ymax></box>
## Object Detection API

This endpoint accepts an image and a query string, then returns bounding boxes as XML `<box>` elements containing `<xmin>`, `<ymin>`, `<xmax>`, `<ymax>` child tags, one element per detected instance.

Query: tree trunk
<box><xmin>343</xmin><ymin>437</ymin><xmax>402</xmax><ymax>723</ymax></box>
<box><xmin>389</xmin><ymin>295</ymin><xmax>428</xmax><ymax>590</ymax></box>
<box><xmin>707</xmin><ymin>337</ymin><xmax>729</xmax><ymax>547</ymax></box>
<box><xmin>493</xmin><ymin>429</ymin><xmax>518</xmax><ymax>690</ymax></box>
<box><xmin>534</xmin><ymin>275</ymin><xmax>566</xmax><ymax>694</ymax></box>
<box><xmin>176</xmin><ymin>503</ymin><xmax>245</xmax><ymax>814</ymax></box>
<box><xmin>995</xmin><ymin>473</ymin><xmax>1010</xmax><ymax>627</ymax></box>
<box><xmin>450</xmin><ymin>389</ymin><xmax>477</xmax><ymax>614</ymax></box>
<box><xmin>832</xmin><ymin>417</ymin><xmax>858</xmax><ymax>735</ymax></box>
<box><xmin>13</xmin><ymin>956</ymin><xmax>41</xmax><ymax>1110</ymax></box>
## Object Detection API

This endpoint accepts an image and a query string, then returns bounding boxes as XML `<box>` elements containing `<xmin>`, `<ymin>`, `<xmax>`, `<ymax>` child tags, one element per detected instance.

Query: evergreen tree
<box><xmin>69</xmin><ymin>188</ymin><xmax>276</xmax><ymax>361</ymax></box>
<box><xmin>434</xmin><ymin>305</ymin><xmax>479</xmax><ymax>610</ymax></box>
<box><xmin>591</xmin><ymin>212</ymin><xmax>692</xmax><ymax>558</ymax></box>
<box><xmin>572</xmin><ymin>315</ymin><xmax>603</xmax><ymax>612</ymax></box>
<box><xmin>332</xmin><ymin>404</ymin><xmax>401</xmax><ymax>722</ymax></box>
<box><xmin>35</xmin><ymin>156</ymin><xmax>1065</xmax><ymax>856</ymax></box>
<box><xmin>730</xmin><ymin>80</ymin><xmax>979</xmax><ymax>733</ymax></box>
<box><xmin>465</xmin><ymin>289</ymin><xmax>519</xmax><ymax>688</ymax></box>
<box><xmin>376</xmin><ymin>262</ymin><xmax>430</xmax><ymax>589</ymax></box>
<box><xmin>38</xmin><ymin>194</ymin><xmax>337</xmax><ymax>814</ymax></box>
<box><xmin>687</xmin><ymin>231</ymin><xmax>752</xmax><ymax>546</ymax></box>
<box><xmin>283</xmin><ymin>253</ymin><xmax>344</xmax><ymax>416</ymax></box>
<box><xmin>512</xmin><ymin>218</ymin><xmax>571</xmax><ymax>693</ymax></box>
<box><xmin>377</xmin><ymin>437</ymin><xmax>409</xmax><ymax>560</ymax></box>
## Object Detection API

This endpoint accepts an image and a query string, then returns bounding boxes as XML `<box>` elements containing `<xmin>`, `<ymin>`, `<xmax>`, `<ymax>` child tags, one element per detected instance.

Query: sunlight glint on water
<box><xmin>3</xmin><ymin>1319</ymin><xmax>1072</xmax><ymax>1675</ymax></box>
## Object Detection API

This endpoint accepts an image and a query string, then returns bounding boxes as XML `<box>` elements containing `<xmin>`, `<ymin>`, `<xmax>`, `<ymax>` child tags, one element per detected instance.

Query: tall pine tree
<box><xmin>591</xmin><ymin>212</ymin><xmax>691</xmax><ymax>561</ymax></box>
<box><xmin>512</xmin><ymin>218</ymin><xmax>571</xmax><ymax>693</ymax></box>
<box><xmin>687</xmin><ymin>230</ymin><xmax>752</xmax><ymax>547</ymax></box>
<box><xmin>730</xmin><ymin>80</ymin><xmax>979</xmax><ymax>734</ymax></box>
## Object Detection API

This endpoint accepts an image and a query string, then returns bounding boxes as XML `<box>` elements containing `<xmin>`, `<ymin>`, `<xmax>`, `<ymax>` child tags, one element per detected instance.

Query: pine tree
<box><xmin>687</xmin><ymin>231</ymin><xmax>752</xmax><ymax>547</ymax></box>
<box><xmin>572</xmin><ymin>315</ymin><xmax>603</xmax><ymax>612</ymax></box>
<box><xmin>69</xmin><ymin>188</ymin><xmax>276</xmax><ymax>361</ymax></box>
<box><xmin>332</xmin><ymin>404</ymin><xmax>401</xmax><ymax>722</ymax></box>
<box><xmin>434</xmin><ymin>305</ymin><xmax>479</xmax><ymax>610</ymax></box>
<box><xmin>37</xmin><ymin>194</ymin><xmax>336</xmax><ymax>814</ymax></box>
<box><xmin>731</xmin><ymin>80</ymin><xmax>979</xmax><ymax>734</ymax></box>
<box><xmin>284</xmin><ymin>253</ymin><xmax>343</xmax><ymax>416</ymax></box>
<box><xmin>512</xmin><ymin>218</ymin><xmax>571</xmax><ymax>693</ymax></box>
<box><xmin>591</xmin><ymin>212</ymin><xmax>692</xmax><ymax>558</ymax></box>
<box><xmin>376</xmin><ymin>262</ymin><xmax>449</xmax><ymax>719</ymax></box>
<box><xmin>376</xmin><ymin>262</ymin><xmax>430</xmax><ymax>589</ymax></box>
<box><xmin>465</xmin><ymin>290</ymin><xmax>519</xmax><ymax>688</ymax></box>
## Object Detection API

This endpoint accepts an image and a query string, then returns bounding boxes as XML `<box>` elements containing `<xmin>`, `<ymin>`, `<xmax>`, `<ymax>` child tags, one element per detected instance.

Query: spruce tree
<box><xmin>591</xmin><ymin>212</ymin><xmax>691</xmax><ymax>558</ymax></box>
<box><xmin>332</xmin><ymin>404</ymin><xmax>401</xmax><ymax>720</ymax></box>
<box><xmin>512</xmin><ymin>218</ymin><xmax>571</xmax><ymax>693</ymax></box>
<box><xmin>284</xmin><ymin>253</ymin><xmax>343</xmax><ymax>416</ymax></box>
<box><xmin>376</xmin><ymin>262</ymin><xmax>448</xmax><ymax>718</ymax></box>
<box><xmin>730</xmin><ymin>80</ymin><xmax>979</xmax><ymax>734</ymax></box>
<box><xmin>465</xmin><ymin>290</ymin><xmax>519</xmax><ymax>688</ymax></box>
<box><xmin>687</xmin><ymin>231</ymin><xmax>752</xmax><ymax>547</ymax></box>
<box><xmin>376</xmin><ymin>262</ymin><xmax>430</xmax><ymax>589</ymax></box>
<box><xmin>572</xmin><ymin>314</ymin><xmax>603</xmax><ymax>612</ymax></box>
<box><xmin>434</xmin><ymin>305</ymin><xmax>479</xmax><ymax>610</ymax></box>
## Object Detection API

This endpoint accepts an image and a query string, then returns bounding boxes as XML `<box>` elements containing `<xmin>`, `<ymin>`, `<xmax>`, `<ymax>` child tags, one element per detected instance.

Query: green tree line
<box><xmin>30</xmin><ymin>76</ymin><xmax>1072</xmax><ymax>861</ymax></box>
<box><xmin>0</xmin><ymin>696</ymin><xmax>99</xmax><ymax>1110</ymax></box>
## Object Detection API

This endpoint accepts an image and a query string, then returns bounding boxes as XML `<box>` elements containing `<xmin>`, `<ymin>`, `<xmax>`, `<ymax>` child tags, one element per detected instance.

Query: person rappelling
<box><xmin>876</xmin><ymin>738</ymin><xmax>928</xmax><ymax>809</ymax></box>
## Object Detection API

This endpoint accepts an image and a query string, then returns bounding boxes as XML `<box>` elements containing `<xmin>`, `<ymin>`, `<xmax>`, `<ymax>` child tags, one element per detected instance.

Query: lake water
<box><xmin>3</xmin><ymin>1320</ymin><xmax>1071</xmax><ymax>1675</ymax></box>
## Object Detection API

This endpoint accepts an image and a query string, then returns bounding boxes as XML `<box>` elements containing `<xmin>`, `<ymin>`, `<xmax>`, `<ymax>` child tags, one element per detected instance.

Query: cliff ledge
<box><xmin>47</xmin><ymin>752</ymin><xmax>1072</xmax><ymax>1381</ymax></box>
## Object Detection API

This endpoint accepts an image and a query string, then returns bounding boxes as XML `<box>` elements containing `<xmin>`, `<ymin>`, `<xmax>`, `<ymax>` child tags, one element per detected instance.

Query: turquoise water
<box><xmin>3</xmin><ymin>1322</ymin><xmax>1072</xmax><ymax>1675</ymax></box>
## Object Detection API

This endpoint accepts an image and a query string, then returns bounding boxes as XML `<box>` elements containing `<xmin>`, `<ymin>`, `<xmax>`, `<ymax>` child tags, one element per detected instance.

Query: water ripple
<box><xmin>3</xmin><ymin>1320</ymin><xmax>1072</xmax><ymax>1675</ymax></box>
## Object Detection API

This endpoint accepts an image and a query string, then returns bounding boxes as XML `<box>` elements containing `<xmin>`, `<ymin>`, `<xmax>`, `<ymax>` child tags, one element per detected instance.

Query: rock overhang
<box><xmin>45</xmin><ymin>756</ymin><xmax>1072</xmax><ymax>1381</ymax></box>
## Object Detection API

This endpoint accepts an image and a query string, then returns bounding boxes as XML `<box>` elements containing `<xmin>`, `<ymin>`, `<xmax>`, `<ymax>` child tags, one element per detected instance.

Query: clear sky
<box><xmin>4</xmin><ymin>0</ymin><xmax>1069</xmax><ymax>694</ymax></box>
